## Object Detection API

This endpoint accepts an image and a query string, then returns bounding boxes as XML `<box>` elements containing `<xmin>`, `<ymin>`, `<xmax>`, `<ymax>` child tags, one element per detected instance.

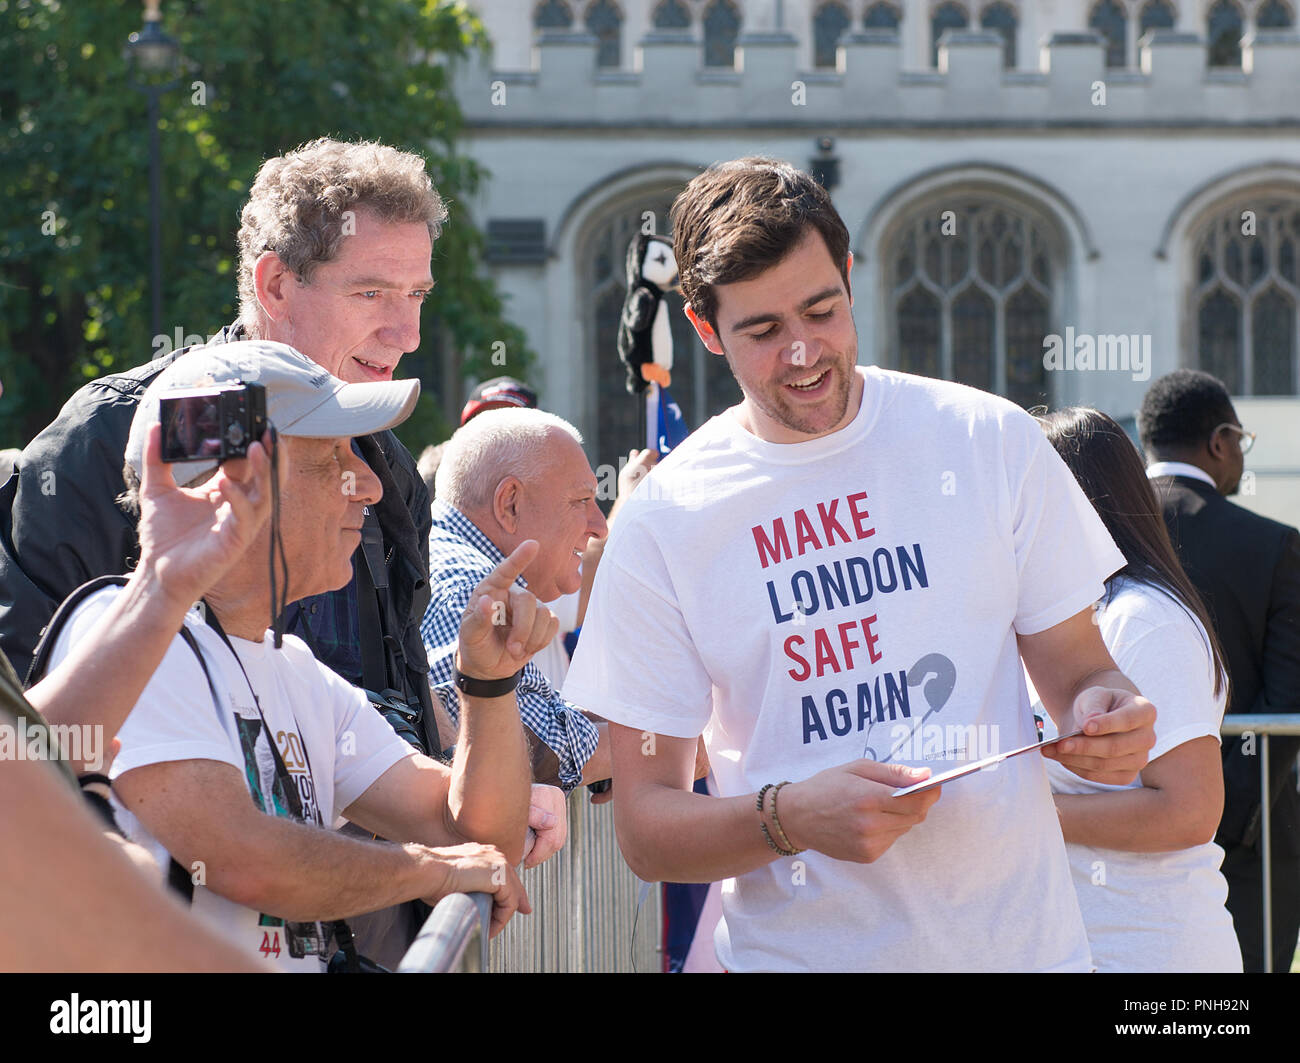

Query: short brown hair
<box><xmin>669</xmin><ymin>157</ymin><xmax>851</xmax><ymax>331</ymax></box>
<box><xmin>237</xmin><ymin>138</ymin><xmax>449</xmax><ymax>332</ymax></box>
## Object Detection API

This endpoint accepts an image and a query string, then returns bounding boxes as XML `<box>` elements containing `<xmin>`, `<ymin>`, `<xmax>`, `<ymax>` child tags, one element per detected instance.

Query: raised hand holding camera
<box><xmin>136</xmin><ymin>420</ymin><xmax>275</xmax><ymax>612</ymax></box>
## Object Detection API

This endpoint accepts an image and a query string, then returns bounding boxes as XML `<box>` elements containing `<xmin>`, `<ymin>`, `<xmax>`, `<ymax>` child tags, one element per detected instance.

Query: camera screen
<box><xmin>159</xmin><ymin>393</ymin><xmax>226</xmax><ymax>463</ymax></box>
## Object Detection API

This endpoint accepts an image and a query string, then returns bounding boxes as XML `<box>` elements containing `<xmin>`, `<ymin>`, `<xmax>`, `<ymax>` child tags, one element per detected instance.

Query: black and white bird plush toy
<box><xmin>617</xmin><ymin>232</ymin><xmax>679</xmax><ymax>395</ymax></box>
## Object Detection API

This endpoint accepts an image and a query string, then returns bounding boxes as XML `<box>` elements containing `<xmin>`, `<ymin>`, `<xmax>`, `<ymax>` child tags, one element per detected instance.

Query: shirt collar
<box><xmin>1146</xmin><ymin>461</ymin><xmax>1217</xmax><ymax>489</ymax></box>
<box><xmin>429</xmin><ymin>499</ymin><xmax>528</xmax><ymax>588</ymax></box>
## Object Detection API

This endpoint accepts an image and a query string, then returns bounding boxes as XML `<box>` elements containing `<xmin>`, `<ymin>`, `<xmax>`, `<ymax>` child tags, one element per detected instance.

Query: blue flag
<box><xmin>652</xmin><ymin>384</ymin><xmax>689</xmax><ymax>455</ymax></box>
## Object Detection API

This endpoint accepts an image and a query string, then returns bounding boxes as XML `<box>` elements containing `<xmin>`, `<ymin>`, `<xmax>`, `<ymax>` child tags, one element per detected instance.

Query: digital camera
<box><xmin>159</xmin><ymin>381</ymin><xmax>268</xmax><ymax>464</ymax></box>
<box><xmin>366</xmin><ymin>687</ymin><xmax>429</xmax><ymax>756</ymax></box>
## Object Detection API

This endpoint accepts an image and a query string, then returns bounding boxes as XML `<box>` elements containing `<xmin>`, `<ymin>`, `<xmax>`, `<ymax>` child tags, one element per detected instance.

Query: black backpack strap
<box><xmin>24</xmin><ymin>574</ymin><xmax>132</xmax><ymax>689</ymax></box>
<box><xmin>355</xmin><ymin>507</ymin><xmax>390</xmax><ymax>695</ymax></box>
<box><xmin>355</xmin><ymin>507</ymin><xmax>439</xmax><ymax>754</ymax></box>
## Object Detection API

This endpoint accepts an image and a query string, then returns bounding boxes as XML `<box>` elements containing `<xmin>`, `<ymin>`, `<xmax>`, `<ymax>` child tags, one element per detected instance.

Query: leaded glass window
<box><xmin>703</xmin><ymin>0</ymin><xmax>741</xmax><ymax>67</ymax></box>
<box><xmin>586</xmin><ymin>199</ymin><xmax>742</xmax><ymax>466</ymax></box>
<box><xmin>1257</xmin><ymin>0</ymin><xmax>1295</xmax><ymax>29</ymax></box>
<box><xmin>585</xmin><ymin>0</ymin><xmax>622</xmax><ymax>67</ymax></box>
<box><xmin>1191</xmin><ymin>201</ymin><xmax>1300</xmax><ymax>395</ymax></box>
<box><xmin>534</xmin><ymin>0</ymin><xmax>573</xmax><ymax>29</ymax></box>
<box><xmin>888</xmin><ymin>200</ymin><xmax>1058</xmax><ymax>408</ymax></box>
<box><xmin>864</xmin><ymin>2</ymin><xmax>901</xmax><ymax>30</ymax></box>
<box><xmin>980</xmin><ymin>2</ymin><xmax>1017</xmax><ymax>68</ymax></box>
<box><xmin>931</xmin><ymin>2</ymin><xmax>969</xmax><ymax>66</ymax></box>
<box><xmin>814</xmin><ymin>2</ymin><xmax>852</xmax><ymax>68</ymax></box>
<box><xmin>1207</xmin><ymin>0</ymin><xmax>1244</xmax><ymax>66</ymax></box>
<box><xmin>652</xmin><ymin>0</ymin><xmax>691</xmax><ymax>30</ymax></box>
<box><xmin>1089</xmin><ymin>0</ymin><xmax>1128</xmax><ymax>67</ymax></box>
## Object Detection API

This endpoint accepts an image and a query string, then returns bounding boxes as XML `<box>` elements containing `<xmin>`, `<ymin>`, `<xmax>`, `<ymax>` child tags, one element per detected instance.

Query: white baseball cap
<box><xmin>126</xmin><ymin>339</ymin><xmax>420</xmax><ymax>483</ymax></box>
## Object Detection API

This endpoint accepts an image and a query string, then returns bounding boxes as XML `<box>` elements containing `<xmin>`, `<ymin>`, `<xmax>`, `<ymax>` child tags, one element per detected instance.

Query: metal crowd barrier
<box><xmin>402</xmin><ymin>718</ymin><xmax>1300</xmax><ymax>974</ymax></box>
<box><xmin>1220</xmin><ymin>715</ymin><xmax>1300</xmax><ymax>974</ymax></box>
<box><xmin>398</xmin><ymin>796</ymin><xmax>663</xmax><ymax>973</ymax></box>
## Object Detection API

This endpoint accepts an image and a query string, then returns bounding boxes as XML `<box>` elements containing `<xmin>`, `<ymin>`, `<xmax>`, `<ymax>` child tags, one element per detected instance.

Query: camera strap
<box><xmin>355</xmin><ymin>506</ymin><xmax>390</xmax><ymax>697</ymax></box>
<box><xmin>200</xmin><ymin>603</ymin><xmax>311</xmax><ymax>821</ymax></box>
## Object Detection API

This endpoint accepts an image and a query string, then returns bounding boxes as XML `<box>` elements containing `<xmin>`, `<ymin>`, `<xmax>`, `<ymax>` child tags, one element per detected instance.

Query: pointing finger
<box><xmin>477</xmin><ymin>540</ymin><xmax>539</xmax><ymax>595</ymax></box>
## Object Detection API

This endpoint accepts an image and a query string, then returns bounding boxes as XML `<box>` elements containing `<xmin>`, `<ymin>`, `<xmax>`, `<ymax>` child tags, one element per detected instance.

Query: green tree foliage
<box><xmin>0</xmin><ymin>0</ymin><xmax>530</xmax><ymax>450</ymax></box>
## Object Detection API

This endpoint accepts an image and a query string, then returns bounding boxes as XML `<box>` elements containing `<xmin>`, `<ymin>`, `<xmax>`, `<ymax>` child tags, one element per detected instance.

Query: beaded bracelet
<box><xmin>770</xmin><ymin>781</ymin><xmax>805</xmax><ymax>855</ymax></box>
<box><xmin>756</xmin><ymin>782</ymin><xmax>802</xmax><ymax>857</ymax></box>
<box><xmin>755</xmin><ymin>784</ymin><xmax>781</xmax><ymax>853</ymax></box>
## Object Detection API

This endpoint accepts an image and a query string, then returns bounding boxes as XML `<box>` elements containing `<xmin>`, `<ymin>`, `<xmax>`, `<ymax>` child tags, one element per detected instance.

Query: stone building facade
<box><xmin>448</xmin><ymin>0</ymin><xmax>1300</xmax><ymax>524</ymax></box>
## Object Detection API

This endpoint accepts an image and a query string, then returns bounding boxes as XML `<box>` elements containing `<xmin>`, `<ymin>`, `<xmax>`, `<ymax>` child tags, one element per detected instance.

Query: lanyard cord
<box><xmin>198</xmin><ymin>605</ymin><xmax>362</xmax><ymax>964</ymax></box>
<box><xmin>202</xmin><ymin>604</ymin><xmax>314</xmax><ymax>822</ymax></box>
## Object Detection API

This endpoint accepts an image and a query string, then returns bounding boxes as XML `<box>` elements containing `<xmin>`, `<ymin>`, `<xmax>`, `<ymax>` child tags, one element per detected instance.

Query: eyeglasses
<box><xmin>1215</xmin><ymin>423</ymin><xmax>1256</xmax><ymax>454</ymax></box>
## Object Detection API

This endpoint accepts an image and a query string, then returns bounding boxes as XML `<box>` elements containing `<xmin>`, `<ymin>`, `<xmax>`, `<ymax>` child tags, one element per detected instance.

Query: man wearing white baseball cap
<box><xmin>41</xmin><ymin>341</ymin><xmax>565</xmax><ymax>972</ymax></box>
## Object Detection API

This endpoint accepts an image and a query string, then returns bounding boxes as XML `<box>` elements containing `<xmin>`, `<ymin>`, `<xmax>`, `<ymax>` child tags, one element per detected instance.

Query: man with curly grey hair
<box><xmin>0</xmin><ymin>138</ymin><xmax>461</xmax><ymax>967</ymax></box>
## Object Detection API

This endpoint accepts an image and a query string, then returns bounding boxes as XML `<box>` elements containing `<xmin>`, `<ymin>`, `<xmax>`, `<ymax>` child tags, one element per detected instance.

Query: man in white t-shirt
<box><xmin>50</xmin><ymin>341</ymin><xmax>567</xmax><ymax>971</ymax></box>
<box><xmin>562</xmin><ymin>157</ymin><xmax>1158</xmax><ymax>972</ymax></box>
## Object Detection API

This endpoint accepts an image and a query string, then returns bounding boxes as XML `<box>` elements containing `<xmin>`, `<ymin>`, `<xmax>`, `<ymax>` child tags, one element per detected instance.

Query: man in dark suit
<box><xmin>1139</xmin><ymin>369</ymin><xmax>1300</xmax><ymax>972</ymax></box>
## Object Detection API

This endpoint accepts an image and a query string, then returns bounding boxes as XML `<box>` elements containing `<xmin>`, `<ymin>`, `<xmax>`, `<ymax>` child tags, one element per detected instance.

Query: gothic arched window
<box><xmin>864</xmin><ymin>2</ymin><xmax>902</xmax><ymax>30</ymax></box>
<box><xmin>1257</xmin><ymin>0</ymin><xmax>1295</xmax><ymax>29</ymax></box>
<box><xmin>585</xmin><ymin>0</ymin><xmax>622</xmax><ymax>67</ymax></box>
<box><xmin>980</xmin><ymin>2</ymin><xmax>1018</xmax><ymax>68</ymax></box>
<box><xmin>584</xmin><ymin>198</ymin><xmax>743</xmax><ymax>465</ymax></box>
<box><xmin>814</xmin><ymin>2</ymin><xmax>852</xmax><ymax>68</ymax></box>
<box><xmin>703</xmin><ymin>0</ymin><xmax>742</xmax><ymax>67</ymax></box>
<box><xmin>1088</xmin><ymin>0</ymin><xmax>1128</xmax><ymax>67</ymax></box>
<box><xmin>1138</xmin><ymin>0</ymin><xmax>1176</xmax><ymax>39</ymax></box>
<box><xmin>931</xmin><ymin>2</ymin><xmax>969</xmax><ymax>66</ymax></box>
<box><xmin>652</xmin><ymin>0</ymin><xmax>691</xmax><ymax>29</ymax></box>
<box><xmin>887</xmin><ymin>198</ymin><xmax>1061</xmax><ymax>409</ymax></box>
<box><xmin>1191</xmin><ymin>200</ymin><xmax>1300</xmax><ymax>395</ymax></box>
<box><xmin>534</xmin><ymin>0</ymin><xmax>573</xmax><ymax>29</ymax></box>
<box><xmin>1207</xmin><ymin>0</ymin><xmax>1244</xmax><ymax>67</ymax></box>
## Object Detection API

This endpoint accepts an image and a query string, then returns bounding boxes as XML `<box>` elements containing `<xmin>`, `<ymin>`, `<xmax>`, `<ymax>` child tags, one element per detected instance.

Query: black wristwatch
<box><xmin>452</xmin><ymin>665</ymin><xmax>521</xmax><ymax>699</ymax></box>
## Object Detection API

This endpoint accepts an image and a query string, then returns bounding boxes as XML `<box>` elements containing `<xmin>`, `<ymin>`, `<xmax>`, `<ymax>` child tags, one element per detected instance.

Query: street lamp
<box><xmin>125</xmin><ymin>0</ymin><xmax>182</xmax><ymax>342</ymax></box>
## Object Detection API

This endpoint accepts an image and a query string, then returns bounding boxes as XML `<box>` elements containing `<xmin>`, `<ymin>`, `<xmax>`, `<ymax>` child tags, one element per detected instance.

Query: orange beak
<box><xmin>640</xmin><ymin>363</ymin><xmax>671</xmax><ymax>388</ymax></box>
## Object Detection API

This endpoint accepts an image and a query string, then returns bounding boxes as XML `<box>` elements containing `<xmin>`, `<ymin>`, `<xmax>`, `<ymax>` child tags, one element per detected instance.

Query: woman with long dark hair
<box><xmin>1033</xmin><ymin>407</ymin><xmax>1240</xmax><ymax>972</ymax></box>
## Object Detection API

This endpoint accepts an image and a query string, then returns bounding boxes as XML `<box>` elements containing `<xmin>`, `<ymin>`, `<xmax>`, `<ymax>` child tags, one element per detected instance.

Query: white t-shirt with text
<box><xmin>564</xmin><ymin>367</ymin><xmax>1127</xmax><ymax>971</ymax></box>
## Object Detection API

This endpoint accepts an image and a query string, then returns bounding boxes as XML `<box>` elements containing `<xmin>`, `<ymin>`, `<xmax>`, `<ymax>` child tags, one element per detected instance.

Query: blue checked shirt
<box><xmin>421</xmin><ymin>499</ymin><xmax>599</xmax><ymax>791</ymax></box>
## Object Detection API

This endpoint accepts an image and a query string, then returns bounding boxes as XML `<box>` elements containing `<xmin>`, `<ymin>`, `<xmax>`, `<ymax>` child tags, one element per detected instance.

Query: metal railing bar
<box><xmin>1217</xmin><ymin>715</ymin><xmax>1300</xmax><ymax>974</ymax></box>
<box><xmin>396</xmin><ymin>891</ymin><xmax>492</xmax><ymax>973</ymax></box>
<box><xmin>1262</xmin><ymin>734</ymin><xmax>1273</xmax><ymax>973</ymax></box>
<box><xmin>1219</xmin><ymin>715</ymin><xmax>1300</xmax><ymax>736</ymax></box>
